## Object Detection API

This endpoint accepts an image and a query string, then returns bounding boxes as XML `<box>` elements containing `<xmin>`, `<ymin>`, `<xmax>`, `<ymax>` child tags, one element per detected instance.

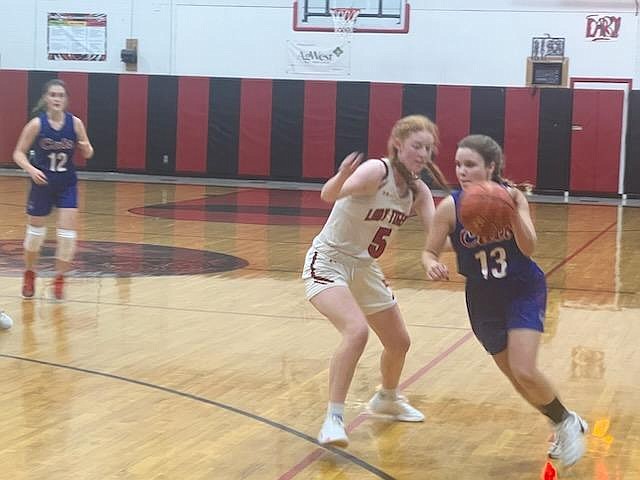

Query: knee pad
<box><xmin>23</xmin><ymin>225</ymin><xmax>47</xmax><ymax>252</ymax></box>
<box><xmin>56</xmin><ymin>229</ymin><xmax>77</xmax><ymax>262</ymax></box>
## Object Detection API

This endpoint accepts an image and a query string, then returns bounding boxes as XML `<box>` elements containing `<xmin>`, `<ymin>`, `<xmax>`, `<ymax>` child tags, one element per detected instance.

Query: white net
<box><xmin>330</xmin><ymin>8</ymin><xmax>361</xmax><ymax>36</ymax></box>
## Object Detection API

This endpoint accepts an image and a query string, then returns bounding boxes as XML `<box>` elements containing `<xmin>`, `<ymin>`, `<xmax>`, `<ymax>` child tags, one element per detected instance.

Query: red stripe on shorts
<box><xmin>310</xmin><ymin>251</ymin><xmax>334</xmax><ymax>285</ymax></box>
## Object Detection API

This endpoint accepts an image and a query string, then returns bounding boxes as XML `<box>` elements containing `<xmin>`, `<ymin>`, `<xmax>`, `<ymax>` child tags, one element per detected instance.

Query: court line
<box><xmin>277</xmin><ymin>331</ymin><xmax>474</xmax><ymax>480</ymax></box>
<box><xmin>0</xmin><ymin>202</ymin><xmax>619</xmax><ymax>477</ymax></box>
<box><xmin>0</xmin><ymin>352</ymin><xmax>396</xmax><ymax>480</ymax></box>
<box><xmin>277</xmin><ymin>219</ymin><xmax>619</xmax><ymax>479</ymax></box>
<box><xmin>545</xmin><ymin>221</ymin><xmax>617</xmax><ymax>277</ymax></box>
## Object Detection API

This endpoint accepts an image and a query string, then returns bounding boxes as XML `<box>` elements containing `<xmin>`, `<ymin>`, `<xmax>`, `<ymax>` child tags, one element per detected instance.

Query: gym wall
<box><xmin>1</xmin><ymin>69</ymin><xmax>638</xmax><ymax>195</ymax></box>
<box><xmin>0</xmin><ymin>1</ymin><xmax>638</xmax><ymax>194</ymax></box>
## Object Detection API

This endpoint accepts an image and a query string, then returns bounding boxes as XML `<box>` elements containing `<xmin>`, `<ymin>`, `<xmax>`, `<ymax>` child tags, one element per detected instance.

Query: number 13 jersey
<box><xmin>449</xmin><ymin>189</ymin><xmax>536</xmax><ymax>282</ymax></box>
<box><xmin>313</xmin><ymin>158</ymin><xmax>413</xmax><ymax>261</ymax></box>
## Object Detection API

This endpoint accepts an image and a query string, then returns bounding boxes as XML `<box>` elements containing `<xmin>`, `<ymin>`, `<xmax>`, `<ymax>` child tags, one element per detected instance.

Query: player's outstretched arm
<box><xmin>509</xmin><ymin>188</ymin><xmax>536</xmax><ymax>256</ymax></box>
<box><xmin>320</xmin><ymin>152</ymin><xmax>386</xmax><ymax>203</ymax></box>
<box><xmin>422</xmin><ymin>196</ymin><xmax>455</xmax><ymax>281</ymax></box>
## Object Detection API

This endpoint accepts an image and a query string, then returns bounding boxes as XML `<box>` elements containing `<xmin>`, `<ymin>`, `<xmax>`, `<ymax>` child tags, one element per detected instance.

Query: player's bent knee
<box><xmin>510</xmin><ymin>365</ymin><xmax>539</xmax><ymax>388</ymax></box>
<box><xmin>23</xmin><ymin>225</ymin><xmax>47</xmax><ymax>252</ymax></box>
<box><xmin>345</xmin><ymin>324</ymin><xmax>369</xmax><ymax>348</ymax></box>
<box><xmin>396</xmin><ymin>334</ymin><xmax>411</xmax><ymax>355</ymax></box>
<box><xmin>56</xmin><ymin>229</ymin><xmax>77</xmax><ymax>262</ymax></box>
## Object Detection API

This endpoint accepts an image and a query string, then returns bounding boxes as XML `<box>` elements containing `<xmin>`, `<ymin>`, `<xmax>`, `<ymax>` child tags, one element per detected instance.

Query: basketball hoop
<box><xmin>330</xmin><ymin>7</ymin><xmax>360</xmax><ymax>36</ymax></box>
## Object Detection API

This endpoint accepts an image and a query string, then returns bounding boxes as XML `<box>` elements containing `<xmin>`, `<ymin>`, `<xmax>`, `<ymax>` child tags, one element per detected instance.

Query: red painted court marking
<box><xmin>545</xmin><ymin>221</ymin><xmax>617</xmax><ymax>277</ymax></box>
<box><xmin>278</xmin><ymin>331</ymin><xmax>474</xmax><ymax>480</ymax></box>
<box><xmin>278</xmin><ymin>219</ymin><xmax>619</xmax><ymax>480</ymax></box>
<box><xmin>130</xmin><ymin>189</ymin><xmax>448</xmax><ymax>226</ymax></box>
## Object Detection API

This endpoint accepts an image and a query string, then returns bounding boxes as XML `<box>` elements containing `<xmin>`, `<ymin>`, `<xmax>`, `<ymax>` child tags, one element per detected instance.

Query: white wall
<box><xmin>0</xmin><ymin>0</ymin><xmax>37</xmax><ymax>69</ymax></box>
<box><xmin>1</xmin><ymin>0</ymin><xmax>133</xmax><ymax>71</ymax></box>
<box><xmin>0</xmin><ymin>0</ymin><xmax>638</xmax><ymax>87</ymax></box>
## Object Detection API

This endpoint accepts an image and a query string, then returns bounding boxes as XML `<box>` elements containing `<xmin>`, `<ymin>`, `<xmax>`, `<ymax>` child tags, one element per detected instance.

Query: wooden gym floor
<box><xmin>0</xmin><ymin>173</ymin><xmax>639</xmax><ymax>479</ymax></box>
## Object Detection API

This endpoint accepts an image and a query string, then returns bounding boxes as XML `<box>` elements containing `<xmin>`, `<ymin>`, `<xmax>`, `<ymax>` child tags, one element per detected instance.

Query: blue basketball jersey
<box><xmin>33</xmin><ymin>112</ymin><xmax>77</xmax><ymax>180</ymax></box>
<box><xmin>449</xmin><ymin>189</ymin><xmax>535</xmax><ymax>283</ymax></box>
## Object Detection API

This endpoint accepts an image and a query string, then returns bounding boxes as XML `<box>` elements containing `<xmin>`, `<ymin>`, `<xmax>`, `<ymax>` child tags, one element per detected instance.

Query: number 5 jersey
<box><xmin>312</xmin><ymin>158</ymin><xmax>413</xmax><ymax>262</ymax></box>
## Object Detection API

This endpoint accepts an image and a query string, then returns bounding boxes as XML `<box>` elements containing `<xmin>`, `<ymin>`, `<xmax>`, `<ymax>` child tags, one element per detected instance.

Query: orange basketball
<box><xmin>459</xmin><ymin>181</ymin><xmax>516</xmax><ymax>238</ymax></box>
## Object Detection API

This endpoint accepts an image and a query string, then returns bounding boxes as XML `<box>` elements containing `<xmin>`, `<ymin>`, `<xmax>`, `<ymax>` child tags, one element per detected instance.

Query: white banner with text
<box><xmin>287</xmin><ymin>41</ymin><xmax>351</xmax><ymax>75</ymax></box>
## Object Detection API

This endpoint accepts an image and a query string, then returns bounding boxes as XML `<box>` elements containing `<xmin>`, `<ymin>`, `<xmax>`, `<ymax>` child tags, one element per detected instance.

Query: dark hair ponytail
<box><xmin>457</xmin><ymin>134</ymin><xmax>532</xmax><ymax>192</ymax></box>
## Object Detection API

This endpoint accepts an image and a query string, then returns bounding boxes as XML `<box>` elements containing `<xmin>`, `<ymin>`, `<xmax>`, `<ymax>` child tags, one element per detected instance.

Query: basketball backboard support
<box><xmin>293</xmin><ymin>1</ymin><xmax>410</xmax><ymax>33</ymax></box>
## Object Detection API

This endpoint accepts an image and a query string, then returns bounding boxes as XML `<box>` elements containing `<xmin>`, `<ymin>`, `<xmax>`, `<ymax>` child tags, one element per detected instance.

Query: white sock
<box><xmin>328</xmin><ymin>402</ymin><xmax>345</xmax><ymax>417</ymax></box>
<box><xmin>379</xmin><ymin>388</ymin><xmax>398</xmax><ymax>399</ymax></box>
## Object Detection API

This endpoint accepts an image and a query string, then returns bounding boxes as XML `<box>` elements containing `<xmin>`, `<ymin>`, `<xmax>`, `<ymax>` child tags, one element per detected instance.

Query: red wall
<box><xmin>0</xmin><ymin>70</ymin><xmax>632</xmax><ymax>195</ymax></box>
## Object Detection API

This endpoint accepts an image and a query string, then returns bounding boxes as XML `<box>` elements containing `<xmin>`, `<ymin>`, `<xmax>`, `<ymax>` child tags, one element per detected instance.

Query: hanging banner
<box><xmin>287</xmin><ymin>41</ymin><xmax>350</xmax><ymax>75</ymax></box>
<box><xmin>47</xmin><ymin>13</ymin><xmax>107</xmax><ymax>61</ymax></box>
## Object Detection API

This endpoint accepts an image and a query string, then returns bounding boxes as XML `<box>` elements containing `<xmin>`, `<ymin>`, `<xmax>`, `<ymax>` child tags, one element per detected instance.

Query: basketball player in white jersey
<box><xmin>302</xmin><ymin>115</ymin><xmax>449</xmax><ymax>447</ymax></box>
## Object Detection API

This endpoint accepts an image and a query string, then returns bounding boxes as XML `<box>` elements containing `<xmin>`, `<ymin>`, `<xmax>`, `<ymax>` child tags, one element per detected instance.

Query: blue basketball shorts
<box><xmin>464</xmin><ymin>264</ymin><xmax>546</xmax><ymax>355</ymax></box>
<box><xmin>26</xmin><ymin>174</ymin><xmax>78</xmax><ymax>216</ymax></box>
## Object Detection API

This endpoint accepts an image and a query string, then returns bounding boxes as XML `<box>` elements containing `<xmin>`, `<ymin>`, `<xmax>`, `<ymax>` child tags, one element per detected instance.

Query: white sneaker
<box><xmin>0</xmin><ymin>311</ymin><xmax>13</xmax><ymax>330</ymax></box>
<box><xmin>552</xmin><ymin>411</ymin><xmax>588</xmax><ymax>466</ymax></box>
<box><xmin>547</xmin><ymin>437</ymin><xmax>561</xmax><ymax>460</ymax></box>
<box><xmin>367</xmin><ymin>391</ymin><xmax>425</xmax><ymax>422</ymax></box>
<box><xmin>317</xmin><ymin>414</ymin><xmax>349</xmax><ymax>448</ymax></box>
<box><xmin>548</xmin><ymin>413</ymin><xmax>589</xmax><ymax>459</ymax></box>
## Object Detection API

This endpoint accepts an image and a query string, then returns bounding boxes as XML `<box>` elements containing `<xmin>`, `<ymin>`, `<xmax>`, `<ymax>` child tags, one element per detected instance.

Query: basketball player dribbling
<box><xmin>302</xmin><ymin>115</ymin><xmax>449</xmax><ymax>448</ymax></box>
<box><xmin>422</xmin><ymin>134</ymin><xmax>587</xmax><ymax>466</ymax></box>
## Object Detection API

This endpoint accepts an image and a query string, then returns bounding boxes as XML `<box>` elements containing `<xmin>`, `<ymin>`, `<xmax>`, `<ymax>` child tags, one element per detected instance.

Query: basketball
<box><xmin>459</xmin><ymin>181</ymin><xmax>516</xmax><ymax>237</ymax></box>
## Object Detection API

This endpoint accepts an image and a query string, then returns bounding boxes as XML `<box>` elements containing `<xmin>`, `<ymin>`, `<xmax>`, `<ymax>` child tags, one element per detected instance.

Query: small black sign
<box><xmin>532</xmin><ymin>62</ymin><xmax>563</xmax><ymax>86</ymax></box>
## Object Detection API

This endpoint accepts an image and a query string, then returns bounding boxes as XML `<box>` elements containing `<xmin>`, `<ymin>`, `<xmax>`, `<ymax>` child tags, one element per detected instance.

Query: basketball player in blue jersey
<box><xmin>13</xmin><ymin>79</ymin><xmax>94</xmax><ymax>301</ymax></box>
<box><xmin>422</xmin><ymin>134</ymin><xmax>587</xmax><ymax>467</ymax></box>
<box><xmin>302</xmin><ymin>115</ymin><xmax>449</xmax><ymax>448</ymax></box>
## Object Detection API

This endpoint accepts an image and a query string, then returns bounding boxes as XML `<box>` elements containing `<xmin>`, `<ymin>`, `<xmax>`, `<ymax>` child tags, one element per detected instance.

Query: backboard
<box><xmin>293</xmin><ymin>0</ymin><xmax>410</xmax><ymax>33</ymax></box>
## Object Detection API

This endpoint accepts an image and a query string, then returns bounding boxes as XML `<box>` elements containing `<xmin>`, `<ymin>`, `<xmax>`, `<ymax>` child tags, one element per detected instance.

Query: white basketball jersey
<box><xmin>313</xmin><ymin>158</ymin><xmax>413</xmax><ymax>261</ymax></box>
